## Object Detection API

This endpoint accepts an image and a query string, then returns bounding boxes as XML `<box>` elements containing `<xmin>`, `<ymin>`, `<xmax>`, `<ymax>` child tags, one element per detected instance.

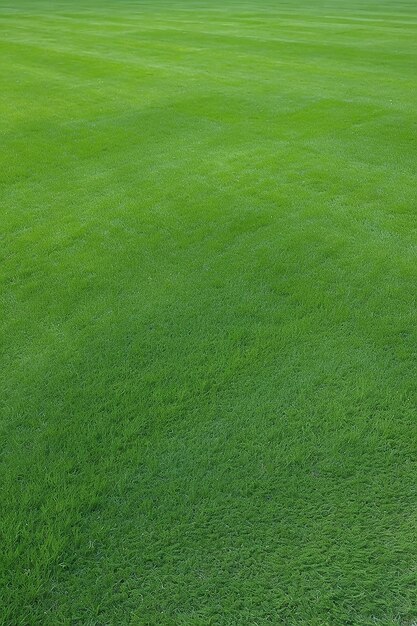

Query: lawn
<box><xmin>1</xmin><ymin>0</ymin><xmax>417</xmax><ymax>623</ymax></box>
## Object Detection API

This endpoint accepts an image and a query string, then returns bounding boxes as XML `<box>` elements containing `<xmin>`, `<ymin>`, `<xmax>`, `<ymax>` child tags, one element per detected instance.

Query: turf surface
<box><xmin>1</xmin><ymin>0</ymin><xmax>417</xmax><ymax>623</ymax></box>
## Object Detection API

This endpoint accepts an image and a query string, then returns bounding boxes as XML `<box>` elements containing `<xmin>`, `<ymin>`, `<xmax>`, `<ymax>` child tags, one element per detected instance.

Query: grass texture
<box><xmin>1</xmin><ymin>0</ymin><xmax>417</xmax><ymax>623</ymax></box>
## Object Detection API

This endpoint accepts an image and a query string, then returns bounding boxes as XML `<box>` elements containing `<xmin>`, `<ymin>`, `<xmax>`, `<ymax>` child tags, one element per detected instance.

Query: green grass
<box><xmin>1</xmin><ymin>0</ymin><xmax>417</xmax><ymax>623</ymax></box>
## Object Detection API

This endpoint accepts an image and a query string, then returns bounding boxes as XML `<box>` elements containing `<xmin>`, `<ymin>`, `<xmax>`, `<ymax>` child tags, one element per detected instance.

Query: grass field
<box><xmin>1</xmin><ymin>0</ymin><xmax>417</xmax><ymax>623</ymax></box>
